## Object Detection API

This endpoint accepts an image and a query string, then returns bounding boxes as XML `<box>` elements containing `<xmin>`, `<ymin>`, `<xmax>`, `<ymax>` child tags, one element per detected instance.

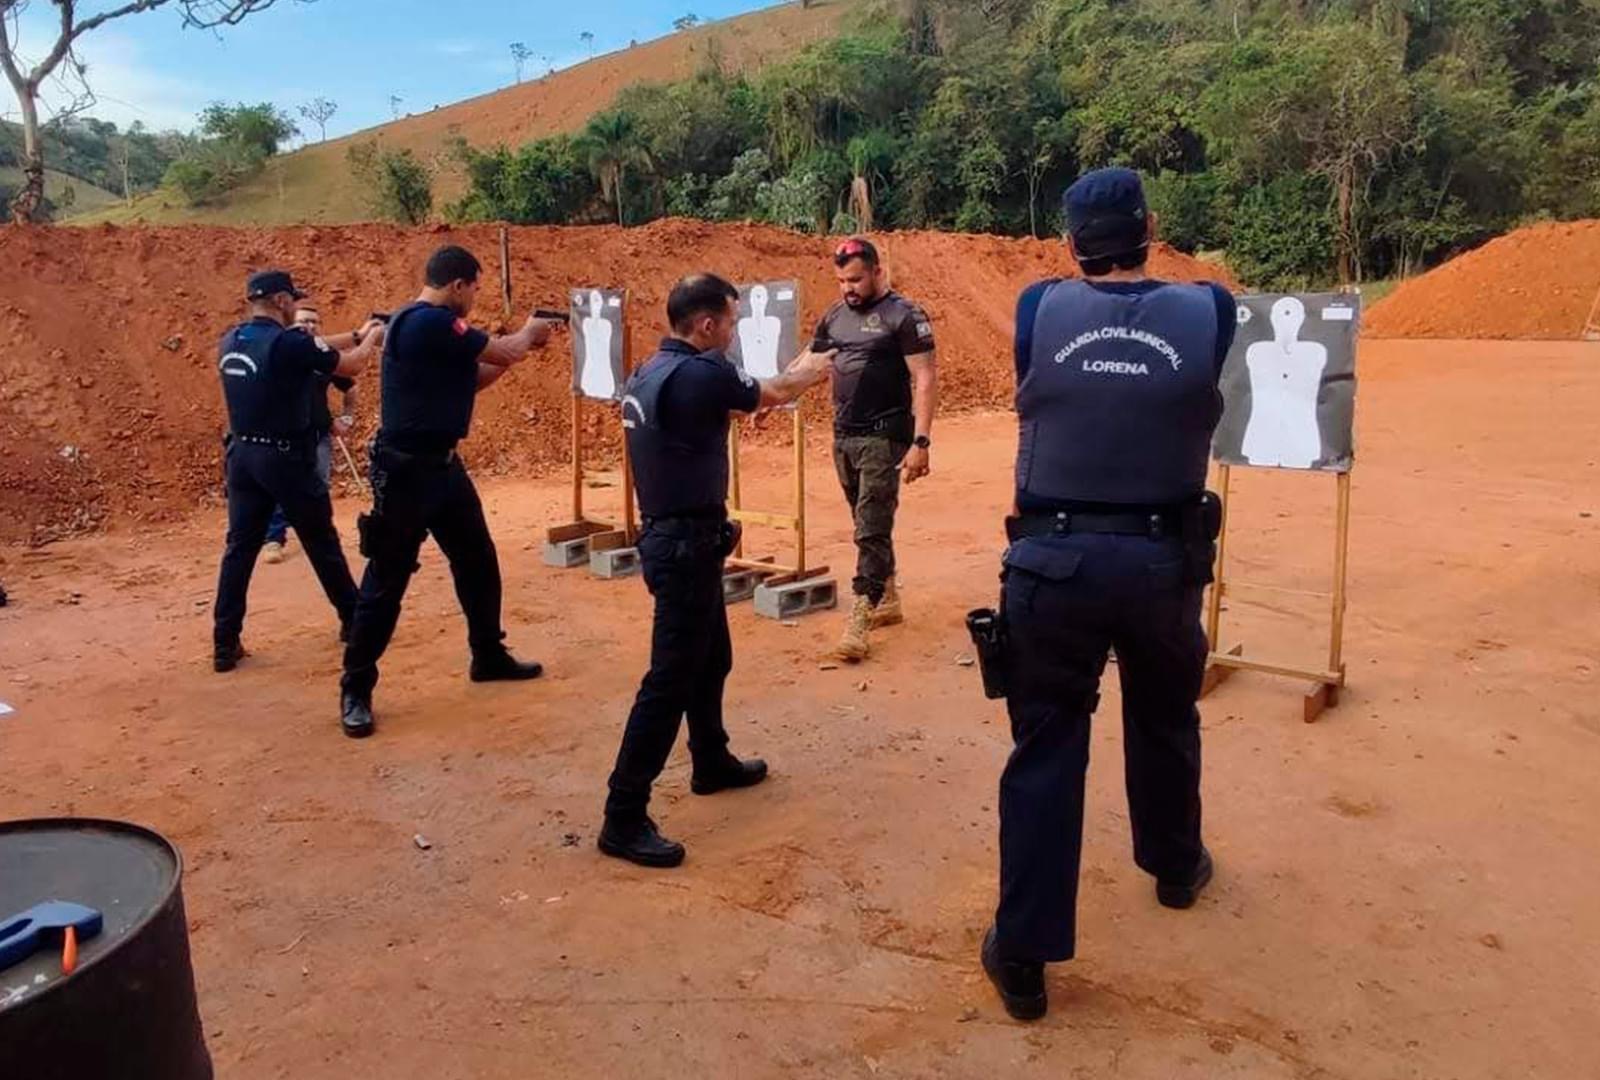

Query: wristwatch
<box><xmin>913</xmin><ymin>435</ymin><xmax>931</xmax><ymax>450</ymax></box>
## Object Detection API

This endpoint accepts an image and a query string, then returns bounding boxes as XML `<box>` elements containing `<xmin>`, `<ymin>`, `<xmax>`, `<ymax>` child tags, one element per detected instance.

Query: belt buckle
<box><xmin>1147</xmin><ymin>513</ymin><xmax>1165</xmax><ymax>540</ymax></box>
<box><xmin>1051</xmin><ymin>511</ymin><xmax>1070</xmax><ymax>537</ymax></box>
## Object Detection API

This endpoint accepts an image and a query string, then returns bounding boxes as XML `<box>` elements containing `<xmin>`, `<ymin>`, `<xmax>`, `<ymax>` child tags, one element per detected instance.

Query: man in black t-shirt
<box><xmin>338</xmin><ymin>245</ymin><xmax>557</xmax><ymax>739</ymax></box>
<box><xmin>261</xmin><ymin>303</ymin><xmax>360</xmax><ymax>564</ymax></box>
<box><xmin>212</xmin><ymin>270</ymin><xmax>384</xmax><ymax>673</ymax></box>
<box><xmin>598</xmin><ymin>274</ymin><xmax>833</xmax><ymax>868</ymax></box>
<box><xmin>811</xmin><ymin>238</ymin><xmax>939</xmax><ymax>662</ymax></box>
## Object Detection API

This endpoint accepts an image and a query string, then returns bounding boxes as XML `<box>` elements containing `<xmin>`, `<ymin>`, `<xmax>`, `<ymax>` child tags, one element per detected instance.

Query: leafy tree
<box><xmin>510</xmin><ymin>42</ymin><xmax>532</xmax><ymax>84</ymax></box>
<box><xmin>199</xmin><ymin>102</ymin><xmax>297</xmax><ymax>157</ymax></box>
<box><xmin>347</xmin><ymin>142</ymin><xmax>433</xmax><ymax>224</ymax></box>
<box><xmin>448</xmin><ymin>136</ymin><xmax>595</xmax><ymax>224</ymax></box>
<box><xmin>574</xmin><ymin>109</ymin><xmax>652</xmax><ymax>225</ymax></box>
<box><xmin>673</xmin><ymin>14</ymin><xmax>699</xmax><ymax>32</ymax></box>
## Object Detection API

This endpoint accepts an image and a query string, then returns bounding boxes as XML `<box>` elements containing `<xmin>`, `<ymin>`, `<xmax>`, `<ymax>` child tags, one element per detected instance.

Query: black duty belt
<box><xmin>1007</xmin><ymin>508</ymin><xmax>1183</xmax><ymax>542</ymax></box>
<box><xmin>834</xmin><ymin>411</ymin><xmax>912</xmax><ymax>438</ymax></box>
<box><xmin>232</xmin><ymin>433</ymin><xmax>310</xmax><ymax>451</ymax></box>
<box><xmin>642</xmin><ymin>510</ymin><xmax>726</xmax><ymax>530</ymax></box>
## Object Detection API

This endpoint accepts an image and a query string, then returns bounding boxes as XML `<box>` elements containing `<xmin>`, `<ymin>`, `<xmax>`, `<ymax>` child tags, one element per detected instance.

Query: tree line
<box><xmin>439</xmin><ymin>0</ymin><xmax>1600</xmax><ymax>289</ymax></box>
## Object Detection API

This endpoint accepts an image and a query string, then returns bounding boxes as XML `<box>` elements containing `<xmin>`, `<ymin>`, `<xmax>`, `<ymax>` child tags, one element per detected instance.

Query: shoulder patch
<box><xmin>452</xmin><ymin>318</ymin><xmax>470</xmax><ymax>336</ymax></box>
<box><xmin>313</xmin><ymin>335</ymin><xmax>333</xmax><ymax>352</ymax></box>
<box><xmin>737</xmin><ymin>367</ymin><xmax>755</xmax><ymax>388</ymax></box>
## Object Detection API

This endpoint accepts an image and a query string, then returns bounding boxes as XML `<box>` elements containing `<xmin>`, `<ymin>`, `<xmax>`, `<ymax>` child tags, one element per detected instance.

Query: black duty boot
<box><xmin>1156</xmin><ymin>847</ymin><xmax>1214</xmax><ymax>910</ymax></box>
<box><xmin>341</xmin><ymin>692</ymin><xmax>375</xmax><ymax>739</ymax></box>
<box><xmin>691</xmin><ymin>755</ymin><xmax>769</xmax><ymax>796</ymax></box>
<box><xmin>597</xmin><ymin>816</ymin><xmax>685</xmax><ymax>869</ymax></box>
<box><xmin>982</xmin><ymin>925</ymin><xmax>1048</xmax><ymax>1021</ymax></box>
<box><xmin>469</xmin><ymin>649</ymin><xmax>544</xmax><ymax>683</ymax></box>
<box><xmin>213</xmin><ymin>639</ymin><xmax>244</xmax><ymax>674</ymax></box>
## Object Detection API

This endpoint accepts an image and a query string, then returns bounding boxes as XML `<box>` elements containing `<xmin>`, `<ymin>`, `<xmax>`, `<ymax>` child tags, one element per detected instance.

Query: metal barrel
<box><xmin>0</xmin><ymin>818</ymin><xmax>212</xmax><ymax>1080</ymax></box>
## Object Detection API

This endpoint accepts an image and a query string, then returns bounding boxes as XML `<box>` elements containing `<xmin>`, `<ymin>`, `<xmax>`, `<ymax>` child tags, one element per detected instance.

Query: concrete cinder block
<box><xmin>722</xmin><ymin>568</ymin><xmax>764</xmax><ymax>605</ymax></box>
<box><xmin>753</xmin><ymin>576</ymin><xmax>838</xmax><ymax>620</ymax></box>
<box><xmin>590</xmin><ymin>546</ymin><xmax>641</xmax><ymax>580</ymax></box>
<box><xmin>542</xmin><ymin>536</ymin><xmax>592</xmax><ymax>569</ymax></box>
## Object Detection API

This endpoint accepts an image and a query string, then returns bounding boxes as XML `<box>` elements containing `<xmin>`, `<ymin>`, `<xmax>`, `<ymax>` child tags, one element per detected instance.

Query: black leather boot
<box><xmin>1156</xmin><ymin>847</ymin><xmax>1214</xmax><ymax>910</ymax></box>
<box><xmin>691</xmin><ymin>755</ymin><xmax>769</xmax><ymax>795</ymax></box>
<box><xmin>597</xmin><ymin>816</ymin><xmax>685</xmax><ymax>868</ymax></box>
<box><xmin>469</xmin><ymin>649</ymin><xmax>544</xmax><ymax>683</ymax></box>
<box><xmin>341</xmin><ymin>692</ymin><xmax>375</xmax><ymax>739</ymax></box>
<box><xmin>982</xmin><ymin>925</ymin><xmax>1047</xmax><ymax>1021</ymax></box>
<box><xmin>213</xmin><ymin>639</ymin><xmax>244</xmax><ymax>674</ymax></box>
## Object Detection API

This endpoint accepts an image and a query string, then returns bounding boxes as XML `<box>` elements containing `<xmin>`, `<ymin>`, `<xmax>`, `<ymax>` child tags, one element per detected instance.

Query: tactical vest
<box><xmin>1016</xmin><ymin>280</ymin><xmax>1221</xmax><ymax>506</ymax></box>
<box><xmin>623</xmin><ymin>349</ymin><xmax>731</xmax><ymax>519</ymax></box>
<box><xmin>380</xmin><ymin>301</ymin><xmax>480</xmax><ymax>445</ymax></box>
<box><xmin>217</xmin><ymin>319</ymin><xmax>315</xmax><ymax>437</ymax></box>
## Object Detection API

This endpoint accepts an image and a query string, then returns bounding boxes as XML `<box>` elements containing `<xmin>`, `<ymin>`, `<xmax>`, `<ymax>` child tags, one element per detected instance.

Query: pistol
<box><xmin>533</xmin><ymin>308</ymin><xmax>570</xmax><ymax>325</ymax></box>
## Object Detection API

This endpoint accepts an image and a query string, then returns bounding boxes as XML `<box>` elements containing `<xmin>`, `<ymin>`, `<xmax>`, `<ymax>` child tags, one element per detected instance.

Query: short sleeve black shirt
<box><xmin>379</xmin><ymin>301</ymin><xmax>491</xmax><ymax>450</ymax></box>
<box><xmin>811</xmin><ymin>291</ymin><xmax>935</xmax><ymax>434</ymax></box>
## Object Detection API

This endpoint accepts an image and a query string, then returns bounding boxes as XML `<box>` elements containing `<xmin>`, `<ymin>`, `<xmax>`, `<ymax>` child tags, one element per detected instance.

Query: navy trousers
<box><xmin>995</xmin><ymin>532</ymin><xmax>1209</xmax><ymax>962</ymax></box>
<box><xmin>604</xmin><ymin>519</ymin><xmax>734</xmax><ymax>823</ymax></box>
<box><xmin>213</xmin><ymin>439</ymin><xmax>357</xmax><ymax>647</ymax></box>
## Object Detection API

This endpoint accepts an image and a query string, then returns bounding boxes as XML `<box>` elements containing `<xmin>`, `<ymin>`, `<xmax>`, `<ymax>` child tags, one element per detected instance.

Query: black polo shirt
<box><xmin>310</xmin><ymin>373</ymin><xmax>356</xmax><ymax>435</ymax></box>
<box><xmin>378</xmin><ymin>301</ymin><xmax>491</xmax><ymax>452</ymax></box>
<box><xmin>811</xmin><ymin>290</ymin><xmax>935</xmax><ymax>437</ymax></box>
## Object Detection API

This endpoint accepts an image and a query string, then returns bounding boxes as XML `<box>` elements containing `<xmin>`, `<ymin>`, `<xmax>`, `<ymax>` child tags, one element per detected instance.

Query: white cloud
<box><xmin>16</xmin><ymin>29</ymin><xmax>208</xmax><ymax>133</ymax></box>
<box><xmin>435</xmin><ymin>39</ymin><xmax>483</xmax><ymax>58</ymax></box>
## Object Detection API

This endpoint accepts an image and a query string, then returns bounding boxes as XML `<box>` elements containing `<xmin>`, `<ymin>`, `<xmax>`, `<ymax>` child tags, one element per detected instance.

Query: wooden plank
<box><xmin>1209</xmin><ymin>652</ymin><xmax>1343</xmax><ymax>686</ymax></box>
<box><xmin>729</xmin><ymin>508</ymin><xmax>800</xmax><ymax>531</ymax></box>
<box><xmin>725</xmin><ymin>555</ymin><xmax>777</xmax><ymax>571</ymax></box>
<box><xmin>793</xmin><ymin>407</ymin><xmax>807</xmax><ymax>574</ymax></box>
<box><xmin>1204</xmin><ymin>463</ymin><xmax>1231</xmax><ymax>649</ymax></box>
<box><xmin>1304</xmin><ymin>681</ymin><xmax>1340</xmax><ymax>724</ymax></box>
<box><xmin>546</xmin><ymin>520</ymin><xmax>613</xmax><ymax>544</ymax></box>
<box><xmin>1329</xmin><ymin>469</ymin><xmax>1352</xmax><ymax>674</ymax></box>
<box><xmin>1200</xmin><ymin>643</ymin><xmax>1243</xmax><ymax>698</ymax></box>
<box><xmin>588</xmin><ymin>530</ymin><xmax>629</xmax><ymax>553</ymax></box>
<box><xmin>762</xmin><ymin>565</ymin><xmax>830</xmax><ymax>588</ymax></box>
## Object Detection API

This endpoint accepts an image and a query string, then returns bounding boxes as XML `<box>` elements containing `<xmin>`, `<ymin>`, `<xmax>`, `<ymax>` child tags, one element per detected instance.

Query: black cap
<box><xmin>246</xmin><ymin>269</ymin><xmax>307</xmax><ymax>301</ymax></box>
<box><xmin>1063</xmin><ymin>167</ymin><xmax>1149</xmax><ymax>259</ymax></box>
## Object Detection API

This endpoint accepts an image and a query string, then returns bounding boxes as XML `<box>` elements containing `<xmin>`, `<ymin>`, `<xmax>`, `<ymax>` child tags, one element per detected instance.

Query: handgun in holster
<box><xmin>966</xmin><ymin>607</ymin><xmax>1010</xmax><ymax>700</ymax></box>
<box><xmin>718</xmin><ymin>520</ymin><xmax>743</xmax><ymax>559</ymax></box>
<box><xmin>1180</xmin><ymin>490</ymin><xmax>1224</xmax><ymax>585</ymax></box>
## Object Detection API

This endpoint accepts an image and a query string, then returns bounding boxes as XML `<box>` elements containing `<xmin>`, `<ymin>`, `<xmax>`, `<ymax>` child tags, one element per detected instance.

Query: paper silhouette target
<box><xmin>727</xmin><ymin>280</ymin><xmax>800</xmax><ymax>381</ymax></box>
<box><xmin>570</xmin><ymin>287</ymin><xmax>626</xmax><ymax>401</ymax></box>
<box><xmin>1214</xmin><ymin>292</ymin><xmax>1360</xmax><ymax>473</ymax></box>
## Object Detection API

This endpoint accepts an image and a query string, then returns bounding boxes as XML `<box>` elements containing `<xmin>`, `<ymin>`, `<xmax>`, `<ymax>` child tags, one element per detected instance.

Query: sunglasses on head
<box><xmin>834</xmin><ymin>239</ymin><xmax>869</xmax><ymax>259</ymax></box>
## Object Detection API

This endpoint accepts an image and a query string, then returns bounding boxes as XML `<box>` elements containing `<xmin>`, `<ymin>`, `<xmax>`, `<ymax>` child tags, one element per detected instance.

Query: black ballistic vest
<box><xmin>1016</xmin><ymin>280</ymin><xmax>1222</xmax><ymax>505</ymax></box>
<box><xmin>217</xmin><ymin>319</ymin><xmax>316</xmax><ymax>437</ymax></box>
<box><xmin>623</xmin><ymin>350</ymin><xmax>732</xmax><ymax>519</ymax></box>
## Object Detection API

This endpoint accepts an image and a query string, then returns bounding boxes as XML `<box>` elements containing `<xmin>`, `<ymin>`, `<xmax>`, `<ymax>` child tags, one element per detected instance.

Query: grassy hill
<box><xmin>0</xmin><ymin>165</ymin><xmax>123</xmax><ymax>216</ymax></box>
<box><xmin>77</xmin><ymin>0</ymin><xmax>858</xmax><ymax>227</ymax></box>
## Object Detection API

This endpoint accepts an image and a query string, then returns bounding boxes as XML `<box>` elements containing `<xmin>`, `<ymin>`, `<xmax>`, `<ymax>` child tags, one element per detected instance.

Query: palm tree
<box><xmin>575</xmin><ymin>110</ymin><xmax>652</xmax><ymax>226</ymax></box>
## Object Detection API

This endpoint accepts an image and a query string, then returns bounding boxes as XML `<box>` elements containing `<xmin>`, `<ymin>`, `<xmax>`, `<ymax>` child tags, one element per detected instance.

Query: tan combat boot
<box><xmin>869</xmin><ymin>579</ymin><xmax>904</xmax><ymax>629</ymax></box>
<box><xmin>835</xmin><ymin>594</ymin><xmax>874</xmax><ymax>662</ymax></box>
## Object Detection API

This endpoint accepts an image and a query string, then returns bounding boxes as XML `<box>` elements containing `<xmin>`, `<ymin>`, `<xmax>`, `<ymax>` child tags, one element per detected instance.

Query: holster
<box><xmin>718</xmin><ymin>520</ymin><xmax>743</xmax><ymax>559</ymax></box>
<box><xmin>966</xmin><ymin>607</ymin><xmax>1010</xmax><ymax>700</ymax></box>
<box><xmin>1180</xmin><ymin>490</ymin><xmax>1224</xmax><ymax>586</ymax></box>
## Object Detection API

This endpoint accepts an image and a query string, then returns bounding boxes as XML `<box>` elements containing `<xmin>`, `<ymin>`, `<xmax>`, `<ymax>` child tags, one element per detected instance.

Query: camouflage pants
<box><xmin>833</xmin><ymin>435</ymin><xmax>909</xmax><ymax>603</ymax></box>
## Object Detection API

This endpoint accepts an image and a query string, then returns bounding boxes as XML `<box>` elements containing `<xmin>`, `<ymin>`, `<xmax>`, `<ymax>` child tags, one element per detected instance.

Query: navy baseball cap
<box><xmin>246</xmin><ymin>269</ymin><xmax>307</xmax><ymax>300</ymax></box>
<box><xmin>1063</xmin><ymin>167</ymin><xmax>1149</xmax><ymax>259</ymax></box>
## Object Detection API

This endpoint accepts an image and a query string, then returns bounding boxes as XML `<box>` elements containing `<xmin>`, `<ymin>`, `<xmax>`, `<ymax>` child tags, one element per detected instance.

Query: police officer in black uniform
<box><xmin>980</xmin><ymin>168</ymin><xmax>1238</xmax><ymax>1020</ymax></box>
<box><xmin>212</xmin><ymin>270</ymin><xmax>384</xmax><ymax>673</ymax></box>
<box><xmin>339</xmin><ymin>245</ymin><xmax>556</xmax><ymax>739</ymax></box>
<box><xmin>598</xmin><ymin>273</ymin><xmax>834</xmax><ymax>868</ymax></box>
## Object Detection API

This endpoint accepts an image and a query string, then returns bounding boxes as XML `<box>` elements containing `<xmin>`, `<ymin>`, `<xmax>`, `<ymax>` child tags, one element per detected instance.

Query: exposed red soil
<box><xmin>0</xmin><ymin>219</ymin><xmax>1233</xmax><ymax>543</ymax></box>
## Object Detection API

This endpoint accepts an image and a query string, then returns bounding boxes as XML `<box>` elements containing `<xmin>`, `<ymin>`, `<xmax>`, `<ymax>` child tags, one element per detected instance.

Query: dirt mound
<box><xmin>1367</xmin><ymin>220</ymin><xmax>1600</xmax><ymax>339</ymax></box>
<box><xmin>0</xmin><ymin>220</ymin><xmax>1232</xmax><ymax>542</ymax></box>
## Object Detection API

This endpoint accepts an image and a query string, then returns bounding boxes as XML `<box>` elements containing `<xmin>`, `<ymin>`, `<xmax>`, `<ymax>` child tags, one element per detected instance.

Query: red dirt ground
<box><xmin>1366</xmin><ymin>219</ymin><xmax>1600</xmax><ymax>339</ymax></box>
<box><xmin>1</xmin><ymin>338</ymin><xmax>1597</xmax><ymax>1078</ymax></box>
<box><xmin>0</xmin><ymin>219</ymin><xmax>1232</xmax><ymax>543</ymax></box>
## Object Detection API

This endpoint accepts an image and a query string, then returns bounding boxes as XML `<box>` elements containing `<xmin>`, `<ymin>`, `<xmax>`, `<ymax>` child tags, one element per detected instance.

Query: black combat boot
<box><xmin>1156</xmin><ymin>847</ymin><xmax>1214</xmax><ymax>910</ymax></box>
<box><xmin>340</xmin><ymin>692</ymin><xmax>375</xmax><ymax>739</ymax></box>
<box><xmin>597</xmin><ymin>816</ymin><xmax>685</xmax><ymax>868</ymax></box>
<box><xmin>691</xmin><ymin>754</ymin><xmax>769</xmax><ymax>795</ymax></box>
<box><xmin>982</xmin><ymin>926</ymin><xmax>1048</xmax><ymax>1021</ymax></box>
<box><xmin>213</xmin><ymin>639</ymin><xmax>245</xmax><ymax>673</ymax></box>
<box><xmin>469</xmin><ymin>648</ymin><xmax>544</xmax><ymax>683</ymax></box>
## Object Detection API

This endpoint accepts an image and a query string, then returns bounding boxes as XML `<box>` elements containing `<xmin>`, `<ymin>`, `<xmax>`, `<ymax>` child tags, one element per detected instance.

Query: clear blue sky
<box><xmin>7</xmin><ymin>0</ymin><xmax>782</xmax><ymax>140</ymax></box>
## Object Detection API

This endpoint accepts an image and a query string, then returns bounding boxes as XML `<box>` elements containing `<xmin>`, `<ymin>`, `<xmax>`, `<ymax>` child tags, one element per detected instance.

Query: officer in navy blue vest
<box><xmin>338</xmin><ymin>245</ymin><xmax>557</xmax><ymax>739</ymax></box>
<box><xmin>979</xmin><ymin>168</ymin><xmax>1238</xmax><ymax>1021</ymax></box>
<box><xmin>598</xmin><ymin>273</ymin><xmax>834</xmax><ymax>869</ymax></box>
<box><xmin>211</xmin><ymin>270</ymin><xmax>384</xmax><ymax>674</ymax></box>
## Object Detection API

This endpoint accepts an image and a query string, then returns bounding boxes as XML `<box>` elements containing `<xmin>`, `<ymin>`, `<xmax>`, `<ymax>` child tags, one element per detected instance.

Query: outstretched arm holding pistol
<box><xmin>476</xmin><ymin>311</ymin><xmax>560</xmax><ymax>389</ymax></box>
<box><xmin>748</xmin><ymin>346</ymin><xmax>837</xmax><ymax>412</ymax></box>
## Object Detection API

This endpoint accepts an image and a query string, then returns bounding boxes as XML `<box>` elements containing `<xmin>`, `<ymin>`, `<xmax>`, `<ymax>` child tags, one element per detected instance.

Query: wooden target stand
<box><xmin>1582</xmin><ymin>280</ymin><xmax>1600</xmax><ymax>341</ymax></box>
<box><xmin>725</xmin><ymin>408</ymin><xmax>827</xmax><ymax>591</ymax></box>
<box><xmin>542</xmin><ymin>289</ymin><xmax>637</xmax><ymax>569</ymax></box>
<box><xmin>1200</xmin><ymin>462</ymin><xmax>1352</xmax><ymax>723</ymax></box>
